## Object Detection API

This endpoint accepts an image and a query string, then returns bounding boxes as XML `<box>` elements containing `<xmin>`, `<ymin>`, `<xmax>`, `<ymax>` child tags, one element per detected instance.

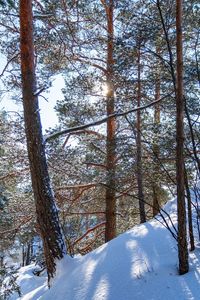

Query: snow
<box><xmin>6</xmin><ymin>197</ymin><xmax>200</xmax><ymax>300</ymax></box>
<box><xmin>7</xmin><ymin>265</ymin><xmax>46</xmax><ymax>300</ymax></box>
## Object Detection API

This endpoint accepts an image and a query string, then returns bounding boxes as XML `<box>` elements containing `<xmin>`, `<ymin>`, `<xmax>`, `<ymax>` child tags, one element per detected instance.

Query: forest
<box><xmin>0</xmin><ymin>0</ymin><xmax>200</xmax><ymax>299</ymax></box>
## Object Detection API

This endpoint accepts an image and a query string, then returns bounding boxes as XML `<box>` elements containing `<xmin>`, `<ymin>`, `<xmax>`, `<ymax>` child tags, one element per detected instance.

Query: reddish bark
<box><xmin>152</xmin><ymin>48</ymin><xmax>161</xmax><ymax>217</ymax></box>
<box><xmin>105</xmin><ymin>0</ymin><xmax>117</xmax><ymax>242</ymax></box>
<box><xmin>19</xmin><ymin>0</ymin><xmax>66</xmax><ymax>283</ymax></box>
<box><xmin>176</xmin><ymin>0</ymin><xmax>189</xmax><ymax>275</ymax></box>
<box><xmin>136</xmin><ymin>41</ymin><xmax>146</xmax><ymax>223</ymax></box>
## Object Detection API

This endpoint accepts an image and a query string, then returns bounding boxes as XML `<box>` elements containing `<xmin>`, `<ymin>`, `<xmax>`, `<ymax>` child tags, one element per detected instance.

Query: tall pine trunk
<box><xmin>176</xmin><ymin>0</ymin><xmax>189</xmax><ymax>275</ymax></box>
<box><xmin>105</xmin><ymin>0</ymin><xmax>116</xmax><ymax>242</ymax></box>
<box><xmin>152</xmin><ymin>48</ymin><xmax>161</xmax><ymax>217</ymax></box>
<box><xmin>136</xmin><ymin>41</ymin><xmax>146</xmax><ymax>223</ymax></box>
<box><xmin>19</xmin><ymin>0</ymin><xmax>66</xmax><ymax>283</ymax></box>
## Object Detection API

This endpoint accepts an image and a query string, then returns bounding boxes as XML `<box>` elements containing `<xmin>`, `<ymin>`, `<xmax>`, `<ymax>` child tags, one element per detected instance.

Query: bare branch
<box><xmin>62</xmin><ymin>130</ymin><xmax>105</xmax><ymax>148</ymax></box>
<box><xmin>0</xmin><ymin>216</ymin><xmax>33</xmax><ymax>236</ymax></box>
<box><xmin>78</xmin><ymin>230</ymin><xmax>105</xmax><ymax>254</ymax></box>
<box><xmin>0</xmin><ymin>53</ymin><xmax>19</xmax><ymax>78</ymax></box>
<box><xmin>72</xmin><ymin>222</ymin><xmax>106</xmax><ymax>246</ymax></box>
<box><xmin>71</xmin><ymin>55</ymin><xmax>107</xmax><ymax>73</ymax></box>
<box><xmin>63</xmin><ymin>211</ymin><xmax>105</xmax><ymax>216</ymax></box>
<box><xmin>90</xmin><ymin>142</ymin><xmax>106</xmax><ymax>155</ymax></box>
<box><xmin>33</xmin><ymin>86</ymin><xmax>46</xmax><ymax>97</ymax></box>
<box><xmin>156</xmin><ymin>0</ymin><xmax>176</xmax><ymax>90</ymax></box>
<box><xmin>55</xmin><ymin>183</ymin><xmax>98</xmax><ymax>190</ymax></box>
<box><xmin>0</xmin><ymin>168</ymin><xmax>29</xmax><ymax>181</ymax></box>
<box><xmin>84</xmin><ymin>162</ymin><xmax>107</xmax><ymax>169</ymax></box>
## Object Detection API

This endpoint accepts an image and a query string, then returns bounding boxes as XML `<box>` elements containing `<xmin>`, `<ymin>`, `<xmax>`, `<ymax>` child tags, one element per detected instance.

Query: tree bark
<box><xmin>25</xmin><ymin>242</ymin><xmax>31</xmax><ymax>266</ymax></box>
<box><xmin>22</xmin><ymin>245</ymin><xmax>25</xmax><ymax>267</ymax></box>
<box><xmin>185</xmin><ymin>101</ymin><xmax>200</xmax><ymax>173</ymax></box>
<box><xmin>184</xmin><ymin>166</ymin><xmax>195</xmax><ymax>251</ymax></box>
<box><xmin>19</xmin><ymin>0</ymin><xmax>66</xmax><ymax>283</ymax></box>
<box><xmin>105</xmin><ymin>0</ymin><xmax>116</xmax><ymax>242</ymax></box>
<box><xmin>152</xmin><ymin>47</ymin><xmax>161</xmax><ymax>217</ymax></box>
<box><xmin>136</xmin><ymin>41</ymin><xmax>146</xmax><ymax>223</ymax></box>
<box><xmin>176</xmin><ymin>0</ymin><xmax>189</xmax><ymax>275</ymax></box>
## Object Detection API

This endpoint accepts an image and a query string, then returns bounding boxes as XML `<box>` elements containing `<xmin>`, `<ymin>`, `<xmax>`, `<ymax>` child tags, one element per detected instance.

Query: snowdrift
<box><xmin>9</xmin><ymin>198</ymin><xmax>200</xmax><ymax>300</ymax></box>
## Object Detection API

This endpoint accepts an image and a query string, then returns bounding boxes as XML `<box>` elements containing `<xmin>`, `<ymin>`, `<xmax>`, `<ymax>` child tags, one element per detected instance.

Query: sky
<box><xmin>37</xmin><ymin>75</ymin><xmax>65</xmax><ymax>132</ymax></box>
<box><xmin>0</xmin><ymin>56</ymin><xmax>65</xmax><ymax>132</ymax></box>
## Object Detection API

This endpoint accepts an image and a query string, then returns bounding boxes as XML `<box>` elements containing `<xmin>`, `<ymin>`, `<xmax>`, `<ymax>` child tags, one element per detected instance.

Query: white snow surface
<box><xmin>9</xmin><ymin>198</ymin><xmax>200</xmax><ymax>299</ymax></box>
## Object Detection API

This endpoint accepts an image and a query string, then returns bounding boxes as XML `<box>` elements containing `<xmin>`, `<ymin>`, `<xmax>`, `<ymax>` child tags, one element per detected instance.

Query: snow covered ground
<box><xmin>7</xmin><ymin>197</ymin><xmax>200</xmax><ymax>299</ymax></box>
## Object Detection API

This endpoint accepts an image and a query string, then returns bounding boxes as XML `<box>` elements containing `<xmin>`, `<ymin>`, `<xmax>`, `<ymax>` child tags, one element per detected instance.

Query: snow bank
<box><xmin>8</xmin><ymin>198</ymin><xmax>200</xmax><ymax>299</ymax></box>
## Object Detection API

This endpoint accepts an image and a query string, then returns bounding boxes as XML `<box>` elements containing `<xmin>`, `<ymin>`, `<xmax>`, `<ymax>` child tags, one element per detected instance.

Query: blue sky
<box><xmin>38</xmin><ymin>75</ymin><xmax>65</xmax><ymax>131</ymax></box>
<box><xmin>0</xmin><ymin>55</ymin><xmax>65</xmax><ymax>132</ymax></box>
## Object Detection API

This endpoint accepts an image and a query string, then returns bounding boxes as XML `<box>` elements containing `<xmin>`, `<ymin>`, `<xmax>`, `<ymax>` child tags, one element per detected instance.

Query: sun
<box><xmin>102</xmin><ymin>83</ymin><xmax>110</xmax><ymax>96</ymax></box>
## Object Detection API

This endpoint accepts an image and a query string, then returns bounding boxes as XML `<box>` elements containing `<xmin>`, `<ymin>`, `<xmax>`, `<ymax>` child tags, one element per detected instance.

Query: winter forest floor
<box><xmin>7</xmin><ymin>197</ymin><xmax>200</xmax><ymax>300</ymax></box>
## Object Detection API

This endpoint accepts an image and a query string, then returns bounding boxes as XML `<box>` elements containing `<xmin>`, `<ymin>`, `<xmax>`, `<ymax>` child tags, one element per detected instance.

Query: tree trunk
<box><xmin>0</xmin><ymin>256</ymin><xmax>4</xmax><ymax>268</ymax></box>
<box><xmin>136</xmin><ymin>41</ymin><xmax>146</xmax><ymax>223</ymax></box>
<box><xmin>19</xmin><ymin>0</ymin><xmax>66</xmax><ymax>283</ymax></box>
<box><xmin>184</xmin><ymin>166</ymin><xmax>195</xmax><ymax>251</ymax></box>
<box><xmin>105</xmin><ymin>0</ymin><xmax>116</xmax><ymax>242</ymax></box>
<box><xmin>152</xmin><ymin>49</ymin><xmax>161</xmax><ymax>217</ymax></box>
<box><xmin>22</xmin><ymin>245</ymin><xmax>25</xmax><ymax>267</ymax></box>
<box><xmin>25</xmin><ymin>242</ymin><xmax>31</xmax><ymax>266</ymax></box>
<box><xmin>176</xmin><ymin>0</ymin><xmax>189</xmax><ymax>275</ymax></box>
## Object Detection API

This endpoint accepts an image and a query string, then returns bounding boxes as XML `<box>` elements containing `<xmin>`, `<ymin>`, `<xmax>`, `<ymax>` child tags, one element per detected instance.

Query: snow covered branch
<box><xmin>45</xmin><ymin>92</ymin><xmax>174</xmax><ymax>143</ymax></box>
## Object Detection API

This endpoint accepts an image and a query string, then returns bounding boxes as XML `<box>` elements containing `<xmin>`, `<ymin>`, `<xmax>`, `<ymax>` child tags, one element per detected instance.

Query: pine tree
<box><xmin>19</xmin><ymin>0</ymin><xmax>66</xmax><ymax>283</ymax></box>
<box><xmin>176</xmin><ymin>0</ymin><xmax>189</xmax><ymax>275</ymax></box>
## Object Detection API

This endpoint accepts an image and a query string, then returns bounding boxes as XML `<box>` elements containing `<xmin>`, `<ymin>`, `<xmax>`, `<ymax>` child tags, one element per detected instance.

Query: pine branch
<box><xmin>0</xmin><ymin>53</ymin><xmax>19</xmax><ymax>78</ymax></box>
<box><xmin>71</xmin><ymin>55</ymin><xmax>107</xmax><ymax>73</ymax></box>
<box><xmin>45</xmin><ymin>92</ymin><xmax>174</xmax><ymax>143</ymax></box>
<box><xmin>72</xmin><ymin>222</ymin><xmax>106</xmax><ymax>246</ymax></box>
<box><xmin>55</xmin><ymin>183</ymin><xmax>97</xmax><ymax>190</ymax></box>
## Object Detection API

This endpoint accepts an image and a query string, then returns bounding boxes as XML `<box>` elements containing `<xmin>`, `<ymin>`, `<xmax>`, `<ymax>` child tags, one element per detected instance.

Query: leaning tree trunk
<box><xmin>136</xmin><ymin>41</ymin><xmax>146</xmax><ymax>223</ymax></box>
<box><xmin>176</xmin><ymin>0</ymin><xmax>189</xmax><ymax>275</ymax></box>
<box><xmin>105</xmin><ymin>0</ymin><xmax>116</xmax><ymax>242</ymax></box>
<box><xmin>19</xmin><ymin>0</ymin><xmax>66</xmax><ymax>283</ymax></box>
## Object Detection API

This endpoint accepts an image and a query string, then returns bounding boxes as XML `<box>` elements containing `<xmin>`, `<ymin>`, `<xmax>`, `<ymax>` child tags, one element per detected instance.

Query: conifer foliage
<box><xmin>0</xmin><ymin>0</ymin><xmax>199</xmax><ymax>286</ymax></box>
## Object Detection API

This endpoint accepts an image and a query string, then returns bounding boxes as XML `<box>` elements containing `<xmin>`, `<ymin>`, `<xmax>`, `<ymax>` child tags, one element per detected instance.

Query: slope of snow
<box><xmin>8</xmin><ymin>198</ymin><xmax>200</xmax><ymax>299</ymax></box>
